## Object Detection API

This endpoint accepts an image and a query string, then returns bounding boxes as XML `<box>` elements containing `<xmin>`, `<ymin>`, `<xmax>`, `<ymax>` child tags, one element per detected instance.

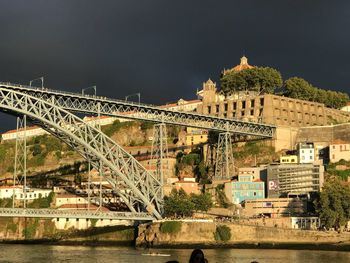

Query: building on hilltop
<box><xmin>196</xmin><ymin>79</ymin><xmax>224</xmax><ymax>104</ymax></box>
<box><xmin>222</xmin><ymin>56</ymin><xmax>254</xmax><ymax>76</ymax></box>
<box><xmin>196</xmin><ymin>92</ymin><xmax>350</xmax><ymax>127</ymax></box>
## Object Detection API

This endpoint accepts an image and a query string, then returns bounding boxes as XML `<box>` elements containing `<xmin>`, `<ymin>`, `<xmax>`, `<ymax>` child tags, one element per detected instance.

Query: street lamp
<box><xmin>29</xmin><ymin>77</ymin><xmax>44</xmax><ymax>88</ymax></box>
<box><xmin>82</xmin><ymin>85</ymin><xmax>97</xmax><ymax>96</ymax></box>
<box><xmin>125</xmin><ymin>92</ymin><xmax>140</xmax><ymax>104</ymax></box>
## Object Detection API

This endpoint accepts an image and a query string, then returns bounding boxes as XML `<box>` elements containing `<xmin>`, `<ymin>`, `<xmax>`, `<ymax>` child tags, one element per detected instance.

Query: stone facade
<box><xmin>197</xmin><ymin>93</ymin><xmax>350</xmax><ymax>127</ymax></box>
<box><xmin>329</xmin><ymin>139</ymin><xmax>350</xmax><ymax>163</ymax></box>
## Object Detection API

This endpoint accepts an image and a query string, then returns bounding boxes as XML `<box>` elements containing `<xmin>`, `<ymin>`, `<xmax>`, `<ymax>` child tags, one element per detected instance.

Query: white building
<box><xmin>341</xmin><ymin>102</ymin><xmax>350</xmax><ymax>113</ymax></box>
<box><xmin>0</xmin><ymin>186</ymin><xmax>52</xmax><ymax>200</ymax></box>
<box><xmin>15</xmin><ymin>188</ymin><xmax>52</xmax><ymax>200</ymax></box>
<box><xmin>55</xmin><ymin>194</ymin><xmax>88</xmax><ymax>207</ymax></box>
<box><xmin>160</xmin><ymin>99</ymin><xmax>202</xmax><ymax>112</ymax></box>
<box><xmin>83</xmin><ymin>115</ymin><xmax>117</xmax><ymax>127</ymax></box>
<box><xmin>0</xmin><ymin>186</ymin><xmax>22</xmax><ymax>199</ymax></box>
<box><xmin>1</xmin><ymin>126</ymin><xmax>49</xmax><ymax>141</ymax></box>
<box><xmin>298</xmin><ymin>142</ymin><xmax>315</xmax><ymax>164</ymax></box>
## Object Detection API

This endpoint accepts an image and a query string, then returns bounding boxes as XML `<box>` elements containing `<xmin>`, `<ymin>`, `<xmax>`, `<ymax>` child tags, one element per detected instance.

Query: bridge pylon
<box><xmin>13</xmin><ymin>115</ymin><xmax>27</xmax><ymax>208</ymax></box>
<box><xmin>150</xmin><ymin>123</ymin><xmax>168</xmax><ymax>206</ymax></box>
<box><xmin>214</xmin><ymin>131</ymin><xmax>235</xmax><ymax>180</ymax></box>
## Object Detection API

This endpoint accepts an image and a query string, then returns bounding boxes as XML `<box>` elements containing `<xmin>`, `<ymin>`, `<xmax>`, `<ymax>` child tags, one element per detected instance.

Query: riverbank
<box><xmin>136</xmin><ymin>221</ymin><xmax>350</xmax><ymax>251</ymax></box>
<box><xmin>1</xmin><ymin>217</ymin><xmax>350</xmax><ymax>251</ymax></box>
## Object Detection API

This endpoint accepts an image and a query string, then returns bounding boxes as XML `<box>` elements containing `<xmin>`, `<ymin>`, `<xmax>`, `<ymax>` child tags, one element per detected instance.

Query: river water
<box><xmin>0</xmin><ymin>245</ymin><xmax>349</xmax><ymax>263</ymax></box>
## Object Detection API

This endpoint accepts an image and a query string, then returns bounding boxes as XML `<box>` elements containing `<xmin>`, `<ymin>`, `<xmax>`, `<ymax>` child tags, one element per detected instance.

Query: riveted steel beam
<box><xmin>0</xmin><ymin>88</ymin><xmax>163</xmax><ymax>219</ymax></box>
<box><xmin>1</xmin><ymin>82</ymin><xmax>275</xmax><ymax>138</ymax></box>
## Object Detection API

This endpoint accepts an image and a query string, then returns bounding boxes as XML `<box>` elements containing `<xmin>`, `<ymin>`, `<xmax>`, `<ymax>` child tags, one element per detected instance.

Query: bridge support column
<box><xmin>13</xmin><ymin>115</ymin><xmax>27</xmax><ymax>208</ymax></box>
<box><xmin>150</xmin><ymin>123</ymin><xmax>168</xmax><ymax>203</ymax></box>
<box><xmin>214</xmin><ymin>131</ymin><xmax>235</xmax><ymax>180</ymax></box>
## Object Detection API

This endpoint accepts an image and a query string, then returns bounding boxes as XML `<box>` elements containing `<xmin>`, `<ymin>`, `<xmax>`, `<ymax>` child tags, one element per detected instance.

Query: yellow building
<box><xmin>280</xmin><ymin>155</ymin><xmax>298</xmax><ymax>164</ymax></box>
<box><xmin>185</xmin><ymin>127</ymin><xmax>208</xmax><ymax>146</ymax></box>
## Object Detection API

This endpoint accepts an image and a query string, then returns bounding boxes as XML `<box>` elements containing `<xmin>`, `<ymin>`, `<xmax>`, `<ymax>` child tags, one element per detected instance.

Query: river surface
<box><xmin>0</xmin><ymin>245</ymin><xmax>349</xmax><ymax>263</ymax></box>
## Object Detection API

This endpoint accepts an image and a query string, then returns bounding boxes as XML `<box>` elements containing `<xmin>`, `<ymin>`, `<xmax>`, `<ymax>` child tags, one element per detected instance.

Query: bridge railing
<box><xmin>0</xmin><ymin>208</ymin><xmax>154</xmax><ymax>220</ymax></box>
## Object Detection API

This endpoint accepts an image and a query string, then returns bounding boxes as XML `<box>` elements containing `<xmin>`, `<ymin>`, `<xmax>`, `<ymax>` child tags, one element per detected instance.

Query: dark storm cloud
<box><xmin>0</xmin><ymin>0</ymin><xmax>349</xmax><ymax>131</ymax></box>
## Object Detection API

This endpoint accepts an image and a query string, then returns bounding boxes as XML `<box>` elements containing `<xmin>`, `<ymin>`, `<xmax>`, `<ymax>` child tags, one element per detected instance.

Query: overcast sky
<box><xmin>0</xmin><ymin>0</ymin><xmax>349</xmax><ymax>131</ymax></box>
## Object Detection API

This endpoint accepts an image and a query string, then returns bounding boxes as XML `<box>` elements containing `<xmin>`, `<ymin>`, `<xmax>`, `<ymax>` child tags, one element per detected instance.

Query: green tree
<box><xmin>284</xmin><ymin>77</ymin><xmax>315</xmax><ymax>100</ymax></box>
<box><xmin>317</xmin><ymin>178</ymin><xmax>350</xmax><ymax>230</ymax></box>
<box><xmin>221</xmin><ymin>67</ymin><xmax>283</xmax><ymax>95</ymax></box>
<box><xmin>190</xmin><ymin>192</ymin><xmax>213</xmax><ymax>212</ymax></box>
<box><xmin>284</xmin><ymin>77</ymin><xmax>349</xmax><ymax>109</ymax></box>
<box><xmin>164</xmin><ymin>189</ymin><xmax>194</xmax><ymax>218</ymax></box>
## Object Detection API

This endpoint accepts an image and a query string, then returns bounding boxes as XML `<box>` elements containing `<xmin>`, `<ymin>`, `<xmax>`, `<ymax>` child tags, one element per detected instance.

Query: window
<box><xmin>233</xmin><ymin>102</ymin><xmax>237</xmax><ymax>110</ymax></box>
<box><xmin>242</xmin><ymin>101</ymin><xmax>246</xmax><ymax>109</ymax></box>
<box><xmin>224</xmin><ymin>103</ymin><xmax>228</xmax><ymax>111</ymax></box>
<box><xmin>250</xmin><ymin>110</ymin><xmax>254</xmax><ymax>116</ymax></box>
<box><xmin>260</xmin><ymin>98</ymin><xmax>264</xmax><ymax>106</ymax></box>
<box><xmin>216</xmin><ymin>105</ymin><xmax>219</xmax><ymax>112</ymax></box>
<box><xmin>207</xmin><ymin>106</ymin><xmax>211</xmax><ymax>114</ymax></box>
<box><xmin>251</xmin><ymin>99</ymin><xmax>255</xmax><ymax>107</ymax></box>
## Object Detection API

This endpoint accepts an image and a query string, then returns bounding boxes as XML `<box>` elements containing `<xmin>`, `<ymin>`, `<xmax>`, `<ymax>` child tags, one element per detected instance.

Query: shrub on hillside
<box><xmin>214</xmin><ymin>225</ymin><xmax>231</xmax><ymax>242</ymax></box>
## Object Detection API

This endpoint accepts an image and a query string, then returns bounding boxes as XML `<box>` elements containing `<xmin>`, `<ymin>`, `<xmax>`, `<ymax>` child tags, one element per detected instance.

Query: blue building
<box><xmin>224</xmin><ymin>174</ymin><xmax>265</xmax><ymax>204</ymax></box>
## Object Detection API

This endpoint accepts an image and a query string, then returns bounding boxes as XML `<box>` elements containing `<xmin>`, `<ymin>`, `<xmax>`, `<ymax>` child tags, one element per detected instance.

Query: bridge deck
<box><xmin>1</xmin><ymin>82</ymin><xmax>275</xmax><ymax>138</ymax></box>
<box><xmin>0</xmin><ymin>208</ymin><xmax>154</xmax><ymax>221</ymax></box>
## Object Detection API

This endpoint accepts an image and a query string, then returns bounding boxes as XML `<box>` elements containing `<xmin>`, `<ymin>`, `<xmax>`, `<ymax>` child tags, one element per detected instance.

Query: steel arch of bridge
<box><xmin>0</xmin><ymin>88</ymin><xmax>163</xmax><ymax>219</ymax></box>
<box><xmin>1</xmin><ymin>82</ymin><xmax>275</xmax><ymax>138</ymax></box>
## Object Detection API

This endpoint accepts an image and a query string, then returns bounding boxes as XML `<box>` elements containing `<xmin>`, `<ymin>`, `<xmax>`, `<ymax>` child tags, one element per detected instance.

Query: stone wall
<box><xmin>0</xmin><ymin>217</ymin><xmax>135</xmax><ymax>244</ymax></box>
<box><xmin>136</xmin><ymin>221</ymin><xmax>350</xmax><ymax>247</ymax></box>
<box><xmin>296</xmin><ymin>123</ymin><xmax>350</xmax><ymax>144</ymax></box>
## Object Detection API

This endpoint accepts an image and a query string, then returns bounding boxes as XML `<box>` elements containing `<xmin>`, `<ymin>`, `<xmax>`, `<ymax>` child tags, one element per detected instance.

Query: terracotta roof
<box><xmin>56</xmin><ymin>194</ymin><xmax>81</xmax><ymax>198</ymax></box>
<box><xmin>84</xmin><ymin>115</ymin><xmax>115</xmax><ymax>121</ymax></box>
<box><xmin>0</xmin><ymin>186</ymin><xmax>22</xmax><ymax>189</ymax></box>
<box><xmin>253</xmin><ymin>179</ymin><xmax>264</xmax><ymax>182</ymax></box>
<box><xmin>223</xmin><ymin>56</ymin><xmax>254</xmax><ymax>75</ymax></box>
<box><xmin>160</xmin><ymin>99</ymin><xmax>201</xmax><ymax>109</ymax></box>
<box><xmin>175</xmin><ymin>181</ymin><xmax>198</xmax><ymax>184</ymax></box>
<box><xmin>331</xmin><ymin>139</ymin><xmax>350</xmax><ymax>145</ymax></box>
<box><xmin>58</xmin><ymin>204</ymin><xmax>109</xmax><ymax>211</ymax></box>
<box><xmin>2</xmin><ymin>125</ymin><xmax>42</xmax><ymax>135</ymax></box>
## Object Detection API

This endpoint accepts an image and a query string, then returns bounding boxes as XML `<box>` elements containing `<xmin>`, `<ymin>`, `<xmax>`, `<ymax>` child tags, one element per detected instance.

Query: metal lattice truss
<box><xmin>13</xmin><ymin>116</ymin><xmax>27</xmax><ymax>186</ymax></box>
<box><xmin>215</xmin><ymin>132</ymin><xmax>235</xmax><ymax>179</ymax></box>
<box><xmin>1</xmin><ymin>82</ymin><xmax>275</xmax><ymax>138</ymax></box>
<box><xmin>13</xmin><ymin>115</ymin><xmax>28</xmax><ymax>208</ymax></box>
<box><xmin>150</xmin><ymin>123</ymin><xmax>169</xmax><ymax>205</ymax></box>
<box><xmin>0</xmin><ymin>208</ymin><xmax>154</xmax><ymax>220</ymax></box>
<box><xmin>0</xmin><ymin>88</ymin><xmax>163</xmax><ymax>219</ymax></box>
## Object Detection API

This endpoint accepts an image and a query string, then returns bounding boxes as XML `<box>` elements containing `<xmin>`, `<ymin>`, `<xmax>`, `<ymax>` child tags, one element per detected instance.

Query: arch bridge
<box><xmin>0</xmin><ymin>83</ymin><xmax>276</xmax><ymax>220</ymax></box>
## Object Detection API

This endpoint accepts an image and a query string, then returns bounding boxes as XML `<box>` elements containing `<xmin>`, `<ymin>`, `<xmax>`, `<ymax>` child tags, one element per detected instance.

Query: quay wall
<box><xmin>136</xmin><ymin>221</ymin><xmax>350</xmax><ymax>249</ymax></box>
<box><xmin>0</xmin><ymin>217</ymin><xmax>135</xmax><ymax>245</ymax></box>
